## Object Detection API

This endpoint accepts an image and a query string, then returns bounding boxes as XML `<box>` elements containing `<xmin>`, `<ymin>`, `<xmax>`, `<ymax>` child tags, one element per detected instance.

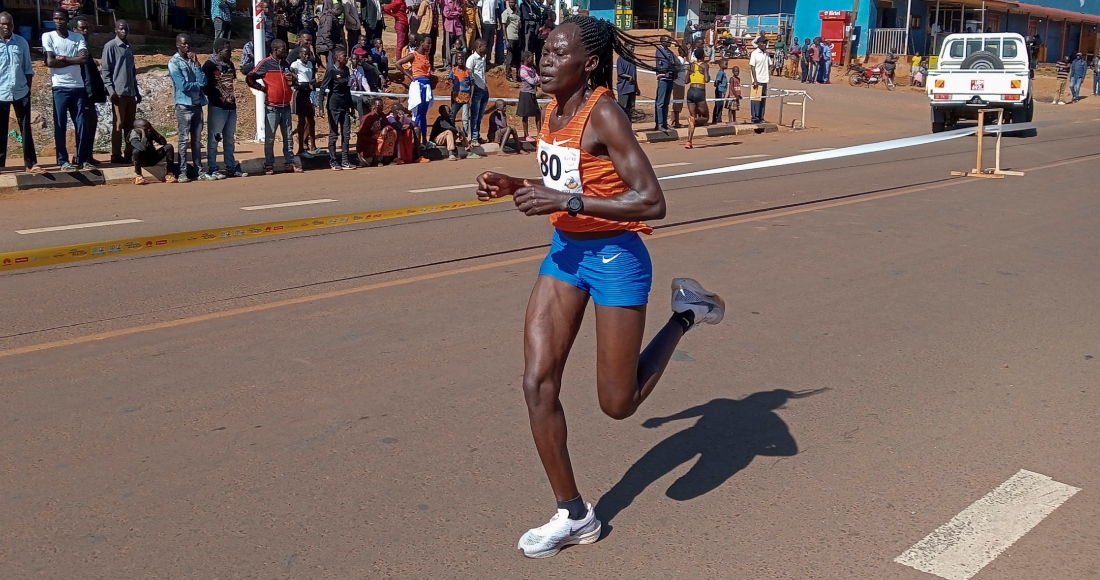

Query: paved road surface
<box><xmin>2</xmin><ymin>111</ymin><xmax>1098</xmax><ymax>579</ymax></box>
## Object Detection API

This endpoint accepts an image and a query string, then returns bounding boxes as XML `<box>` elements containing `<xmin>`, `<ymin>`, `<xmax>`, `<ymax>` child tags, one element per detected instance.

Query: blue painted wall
<box><xmin>589</xmin><ymin>0</ymin><xmax>615</xmax><ymax>24</ymax></box>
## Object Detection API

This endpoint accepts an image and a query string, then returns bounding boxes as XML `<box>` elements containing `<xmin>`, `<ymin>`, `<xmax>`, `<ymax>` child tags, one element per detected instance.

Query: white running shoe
<box><xmin>517</xmin><ymin>504</ymin><xmax>601</xmax><ymax>558</ymax></box>
<box><xmin>671</xmin><ymin>278</ymin><xmax>725</xmax><ymax>327</ymax></box>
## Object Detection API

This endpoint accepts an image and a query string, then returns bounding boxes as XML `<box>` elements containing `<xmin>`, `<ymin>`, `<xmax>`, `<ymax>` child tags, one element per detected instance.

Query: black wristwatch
<box><xmin>566</xmin><ymin>194</ymin><xmax>584</xmax><ymax>217</ymax></box>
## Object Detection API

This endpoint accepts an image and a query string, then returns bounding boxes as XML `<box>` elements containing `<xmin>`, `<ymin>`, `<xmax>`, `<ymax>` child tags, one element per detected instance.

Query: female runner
<box><xmin>475</xmin><ymin>16</ymin><xmax>725</xmax><ymax>558</ymax></box>
<box><xmin>684</xmin><ymin>47</ymin><xmax>710</xmax><ymax>149</ymax></box>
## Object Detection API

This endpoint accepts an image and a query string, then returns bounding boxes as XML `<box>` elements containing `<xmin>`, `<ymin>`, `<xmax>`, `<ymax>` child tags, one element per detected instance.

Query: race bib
<box><xmin>537</xmin><ymin>139</ymin><xmax>582</xmax><ymax>195</ymax></box>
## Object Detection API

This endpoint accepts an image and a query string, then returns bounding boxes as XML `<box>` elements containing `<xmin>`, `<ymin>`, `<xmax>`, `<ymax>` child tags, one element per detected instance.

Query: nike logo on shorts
<box><xmin>602</xmin><ymin>252</ymin><xmax>622</xmax><ymax>264</ymax></box>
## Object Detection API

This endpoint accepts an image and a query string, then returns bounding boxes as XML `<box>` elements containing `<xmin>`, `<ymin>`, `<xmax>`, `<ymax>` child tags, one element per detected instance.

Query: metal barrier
<box><xmin>777</xmin><ymin>90</ymin><xmax>810</xmax><ymax>129</ymax></box>
<box><xmin>869</xmin><ymin>28</ymin><xmax>907</xmax><ymax>56</ymax></box>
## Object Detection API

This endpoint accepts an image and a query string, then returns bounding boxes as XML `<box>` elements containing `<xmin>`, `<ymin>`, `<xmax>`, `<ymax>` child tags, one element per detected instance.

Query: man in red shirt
<box><xmin>246</xmin><ymin>39</ymin><xmax>302</xmax><ymax>174</ymax></box>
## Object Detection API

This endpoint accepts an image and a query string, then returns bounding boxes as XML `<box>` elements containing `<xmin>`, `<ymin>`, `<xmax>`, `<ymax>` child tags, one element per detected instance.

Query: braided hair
<box><xmin>559</xmin><ymin>15</ymin><xmax>681</xmax><ymax>96</ymax></box>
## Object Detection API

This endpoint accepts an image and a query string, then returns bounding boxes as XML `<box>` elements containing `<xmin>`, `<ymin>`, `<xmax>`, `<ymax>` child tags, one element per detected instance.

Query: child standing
<box><xmin>516</xmin><ymin>51</ymin><xmax>541</xmax><ymax>142</ymax></box>
<box><xmin>727</xmin><ymin>65</ymin><xmax>742</xmax><ymax>123</ymax></box>
<box><xmin>449</xmin><ymin>49</ymin><xmax>474</xmax><ymax>144</ymax></box>
<box><xmin>291</xmin><ymin>45</ymin><xmax>319</xmax><ymax>158</ymax></box>
<box><xmin>712</xmin><ymin>58</ymin><xmax>728</xmax><ymax>125</ymax></box>
<box><xmin>319</xmin><ymin>47</ymin><xmax>356</xmax><ymax>170</ymax></box>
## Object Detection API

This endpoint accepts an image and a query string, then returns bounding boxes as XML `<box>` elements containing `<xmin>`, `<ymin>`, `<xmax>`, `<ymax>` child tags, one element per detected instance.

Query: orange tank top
<box><xmin>411</xmin><ymin>51</ymin><xmax>432</xmax><ymax>78</ymax></box>
<box><xmin>536</xmin><ymin>86</ymin><xmax>652</xmax><ymax>235</ymax></box>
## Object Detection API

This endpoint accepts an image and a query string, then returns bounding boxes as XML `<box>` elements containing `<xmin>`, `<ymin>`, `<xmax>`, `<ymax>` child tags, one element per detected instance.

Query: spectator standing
<box><xmin>788</xmin><ymin>37</ymin><xmax>799</xmax><ymax>80</ymax></box>
<box><xmin>442</xmin><ymin>0</ymin><xmax>464</xmax><ymax>66</ymax></box>
<box><xmin>727</xmin><ymin>64</ymin><xmax>742</xmax><ymax>123</ymax></box>
<box><xmin>361</xmin><ymin>0</ymin><xmax>385</xmax><ymax>48</ymax></box>
<box><xmin>671</xmin><ymin>51</ymin><xmax>686</xmax><ymax>128</ymax></box>
<box><xmin>101</xmin><ymin>20</ymin><xmax>140</xmax><ymax>164</ymax></box>
<box><xmin>319</xmin><ymin>47</ymin><xmax>356</xmax><ymax>170</ymax></box>
<box><xmin>517</xmin><ymin>50</ymin><xmax>540</xmax><ymax>141</ymax></box>
<box><xmin>519</xmin><ymin>0</ymin><xmax>541</xmax><ymax>66</ymax></box>
<box><xmin>130</xmin><ymin>119</ymin><xmax>177</xmax><ymax>184</ymax></box>
<box><xmin>772</xmin><ymin>34</ymin><xmax>786</xmax><ymax>76</ymax></box>
<box><xmin>748</xmin><ymin>37</ymin><xmax>770</xmax><ymax>123</ymax></box>
<box><xmin>800</xmin><ymin>37</ymin><xmax>811</xmax><ymax>82</ymax></box>
<box><xmin>1092</xmin><ymin>53</ymin><xmax>1100</xmax><ymax>96</ymax></box>
<box><xmin>501</xmin><ymin>0</ymin><xmax>521</xmax><ymax>82</ymax></box>
<box><xmin>383</xmin><ymin>0</ymin><xmax>410</xmax><ymax>56</ymax></box>
<box><xmin>615</xmin><ymin>46</ymin><xmax>637</xmax><ymax>121</ymax></box>
<box><xmin>241</xmin><ymin>39</ymin><xmax>256</xmax><ymax>74</ymax></box>
<box><xmin>1069</xmin><ymin>52</ymin><xmax>1086</xmax><ymax>102</ymax></box>
<box><xmin>449</xmin><ymin>50</ymin><xmax>473</xmax><ymax>139</ymax></box>
<box><xmin>395</xmin><ymin>34</ymin><xmax>434</xmax><ymax>145</ymax></box>
<box><xmin>203</xmin><ymin>39</ymin><xmax>245</xmax><ymax>177</ymax></box>
<box><xmin>273</xmin><ymin>0</ymin><xmax>291</xmax><ymax>42</ymax></box>
<box><xmin>477</xmin><ymin>0</ymin><xmax>500</xmax><ymax>66</ymax></box>
<box><xmin>0</xmin><ymin>12</ymin><xmax>44</xmax><ymax>174</ymax></box>
<box><xmin>212</xmin><ymin>0</ymin><xmax>233</xmax><ymax>40</ymax></box>
<box><xmin>72</xmin><ymin>18</ymin><xmax>105</xmax><ymax>166</ymax></box>
<box><xmin>654</xmin><ymin>35</ymin><xmax>676</xmax><ymax>131</ymax></box>
<box><xmin>344</xmin><ymin>0</ymin><xmax>362</xmax><ymax>50</ymax></box>
<box><xmin>711</xmin><ymin>57</ymin><xmax>727</xmax><ymax>125</ymax></box>
<box><xmin>807</xmin><ymin>37</ymin><xmax>820</xmax><ymax>84</ymax></box>
<box><xmin>705</xmin><ymin>24</ymin><xmax>715</xmax><ymax>62</ymax></box>
<box><xmin>463</xmin><ymin>0</ymin><xmax>479</xmax><ymax>50</ymax></box>
<box><xmin>316</xmin><ymin>0</ymin><xmax>344</xmax><ymax>68</ymax></box>
<box><xmin>417</xmin><ymin>0</ymin><xmax>440</xmax><ymax>67</ymax></box>
<box><xmin>407</xmin><ymin>0</ymin><xmax>423</xmax><ymax>33</ymax></box>
<box><xmin>168</xmin><ymin>34</ymin><xmax>215</xmax><ymax>181</ymax></box>
<box><xmin>818</xmin><ymin>39</ymin><xmax>832</xmax><ymax>83</ymax></box>
<box><xmin>42</xmin><ymin>9</ymin><xmax>90</xmax><ymax>171</ymax></box>
<box><xmin>247</xmin><ymin>39</ymin><xmax>302</xmax><ymax>174</ymax></box>
<box><xmin>1054</xmin><ymin>56</ymin><xmax>1070</xmax><ymax>105</ymax></box>
<box><xmin>466</xmin><ymin>38</ymin><xmax>489</xmax><ymax>142</ymax></box>
<box><xmin>290</xmin><ymin>45</ymin><xmax>318</xmax><ymax>158</ymax></box>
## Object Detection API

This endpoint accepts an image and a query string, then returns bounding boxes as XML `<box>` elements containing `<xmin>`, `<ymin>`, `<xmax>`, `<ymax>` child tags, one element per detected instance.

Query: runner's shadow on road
<box><xmin>595</xmin><ymin>388</ymin><xmax>828</xmax><ymax>535</ymax></box>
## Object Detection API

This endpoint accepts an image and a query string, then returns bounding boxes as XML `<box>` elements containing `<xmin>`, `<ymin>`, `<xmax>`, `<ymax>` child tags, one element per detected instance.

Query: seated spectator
<box><xmin>388</xmin><ymin>103</ymin><xmax>425</xmax><ymax>164</ymax></box>
<box><xmin>369</xmin><ymin>38</ymin><xmax>389</xmax><ymax>79</ymax></box>
<box><xmin>487</xmin><ymin>99</ymin><xmax>523</xmax><ymax>154</ymax></box>
<box><xmin>355</xmin><ymin>97</ymin><xmax>396</xmax><ymax>166</ymax></box>
<box><xmin>430</xmin><ymin>104</ymin><xmax>473</xmax><ymax>160</ymax></box>
<box><xmin>130</xmin><ymin>119</ymin><xmax>178</xmax><ymax>184</ymax></box>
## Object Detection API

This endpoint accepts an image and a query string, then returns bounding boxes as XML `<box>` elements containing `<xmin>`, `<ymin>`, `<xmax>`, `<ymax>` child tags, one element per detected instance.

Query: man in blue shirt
<box><xmin>1069</xmin><ymin>52</ymin><xmax>1087</xmax><ymax>102</ymax></box>
<box><xmin>168</xmin><ymin>33</ymin><xmax>215</xmax><ymax>182</ymax></box>
<box><xmin>616</xmin><ymin>45</ymin><xmax>637</xmax><ymax>121</ymax></box>
<box><xmin>0</xmin><ymin>12</ymin><xmax>44</xmax><ymax>174</ymax></box>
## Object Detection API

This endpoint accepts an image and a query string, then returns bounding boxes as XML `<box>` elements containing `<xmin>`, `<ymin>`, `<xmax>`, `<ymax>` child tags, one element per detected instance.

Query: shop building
<box><xmin>590</xmin><ymin>0</ymin><xmax>1099</xmax><ymax>62</ymax></box>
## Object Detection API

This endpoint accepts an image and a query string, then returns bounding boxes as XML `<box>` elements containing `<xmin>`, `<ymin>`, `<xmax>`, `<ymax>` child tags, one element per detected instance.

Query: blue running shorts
<box><xmin>539</xmin><ymin>229</ymin><xmax>653</xmax><ymax>306</ymax></box>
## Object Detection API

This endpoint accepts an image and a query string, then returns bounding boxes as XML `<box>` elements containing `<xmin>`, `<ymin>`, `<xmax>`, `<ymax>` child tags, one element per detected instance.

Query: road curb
<box><xmin>636</xmin><ymin>123</ymin><xmax>779</xmax><ymax>143</ymax></box>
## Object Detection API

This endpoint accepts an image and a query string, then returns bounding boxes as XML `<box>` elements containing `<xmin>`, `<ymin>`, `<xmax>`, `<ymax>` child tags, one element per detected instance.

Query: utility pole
<box><xmin>252</xmin><ymin>0</ymin><xmax>268</xmax><ymax>143</ymax></box>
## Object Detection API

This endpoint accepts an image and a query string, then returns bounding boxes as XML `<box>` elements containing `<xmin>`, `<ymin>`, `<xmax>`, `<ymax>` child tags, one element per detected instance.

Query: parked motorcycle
<box><xmin>847</xmin><ymin>64</ymin><xmax>895</xmax><ymax>90</ymax></box>
<box><xmin>718</xmin><ymin>37</ymin><xmax>746</xmax><ymax>59</ymax></box>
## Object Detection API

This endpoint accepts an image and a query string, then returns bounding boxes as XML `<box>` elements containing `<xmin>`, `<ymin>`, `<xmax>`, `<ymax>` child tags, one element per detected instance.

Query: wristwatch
<box><xmin>566</xmin><ymin>194</ymin><xmax>584</xmax><ymax>217</ymax></box>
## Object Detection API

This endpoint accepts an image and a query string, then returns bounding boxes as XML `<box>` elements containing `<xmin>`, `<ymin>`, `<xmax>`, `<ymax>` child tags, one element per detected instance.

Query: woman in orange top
<box><xmin>395</xmin><ymin>34</ymin><xmax>435</xmax><ymax>149</ymax></box>
<box><xmin>475</xmin><ymin>16</ymin><xmax>726</xmax><ymax>558</ymax></box>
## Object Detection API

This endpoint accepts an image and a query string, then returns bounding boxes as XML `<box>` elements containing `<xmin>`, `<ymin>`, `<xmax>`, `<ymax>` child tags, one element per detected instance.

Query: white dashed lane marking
<box><xmin>16</xmin><ymin>219</ymin><xmax>143</xmax><ymax>234</ymax></box>
<box><xmin>800</xmin><ymin>147</ymin><xmax>836</xmax><ymax>153</ymax></box>
<box><xmin>727</xmin><ymin>154</ymin><xmax>771</xmax><ymax>161</ymax></box>
<box><xmin>409</xmin><ymin>184</ymin><xmax>477</xmax><ymax>193</ymax></box>
<box><xmin>241</xmin><ymin>199</ymin><xmax>338</xmax><ymax>210</ymax></box>
<box><xmin>894</xmin><ymin>469</ymin><xmax>1080</xmax><ymax>580</ymax></box>
<box><xmin>652</xmin><ymin>162</ymin><xmax>694</xmax><ymax>168</ymax></box>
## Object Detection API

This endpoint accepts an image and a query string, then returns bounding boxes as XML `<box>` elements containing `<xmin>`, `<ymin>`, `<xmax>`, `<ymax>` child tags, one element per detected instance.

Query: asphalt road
<box><xmin>2</xmin><ymin>106</ymin><xmax>1098</xmax><ymax>579</ymax></box>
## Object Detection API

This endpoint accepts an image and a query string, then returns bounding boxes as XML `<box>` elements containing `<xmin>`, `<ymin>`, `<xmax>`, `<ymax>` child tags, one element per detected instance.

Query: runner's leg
<box><xmin>522</xmin><ymin>275</ymin><xmax>590</xmax><ymax>502</ymax></box>
<box><xmin>593</xmin><ymin>304</ymin><xmax>685</xmax><ymax>420</ymax></box>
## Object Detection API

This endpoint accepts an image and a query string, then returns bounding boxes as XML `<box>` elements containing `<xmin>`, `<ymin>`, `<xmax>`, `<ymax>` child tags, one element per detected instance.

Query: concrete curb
<box><xmin>636</xmin><ymin>123</ymin><xmax>779</xmax><ymax>143</ymax></box>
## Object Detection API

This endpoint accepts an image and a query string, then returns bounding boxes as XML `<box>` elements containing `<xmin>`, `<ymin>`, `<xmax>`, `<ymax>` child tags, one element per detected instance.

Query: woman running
<box><xmin>684</xmin><ymin>48</ymin><xmax>710</xmax><ymax>149</ymax></box>
<box><xmin>475</xmin><ymin>15</ymin><xmax>725</xmax><ymax>558</ymax></box>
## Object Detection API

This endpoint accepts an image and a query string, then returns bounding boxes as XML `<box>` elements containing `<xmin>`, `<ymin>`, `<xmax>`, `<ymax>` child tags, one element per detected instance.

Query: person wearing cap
<box><xmin>1069</xmin><ymin>52</ymin><xmax>1086</xmax><ymax>103</ymax></box>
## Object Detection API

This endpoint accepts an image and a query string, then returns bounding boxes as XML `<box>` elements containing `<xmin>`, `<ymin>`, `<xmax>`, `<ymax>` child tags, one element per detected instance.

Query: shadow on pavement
<box><xmin>595</xmin><ymin>388</ymin><xmax>828</xmax><ymax>534</ymax></box>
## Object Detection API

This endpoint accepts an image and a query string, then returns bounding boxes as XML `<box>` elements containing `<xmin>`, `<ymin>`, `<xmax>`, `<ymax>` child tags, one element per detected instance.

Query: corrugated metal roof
<box><xmin>1012</xmin><ymin>2</ymin><xmax>1100</xmax><ymax>23</ymax></box>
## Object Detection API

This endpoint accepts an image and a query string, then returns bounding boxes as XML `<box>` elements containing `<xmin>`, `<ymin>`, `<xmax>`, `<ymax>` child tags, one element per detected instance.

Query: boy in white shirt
<box><xmin>290</xmin><ymin>46</ymin><xmax>319</xmax><ymax>158</ymax></box>
<box><xmin>42</xmin><ymin>8</ymin><xmax>90</xmax><ymax>170</ymax></box>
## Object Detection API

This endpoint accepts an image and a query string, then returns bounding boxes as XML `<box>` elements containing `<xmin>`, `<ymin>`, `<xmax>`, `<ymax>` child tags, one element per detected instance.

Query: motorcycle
<box><xmin>847</xmin><ymin>63</ymin><xmax>895</xmax><ymax>90</ymax></box>
<box><xmin>718</xmin><ymin>37</ymin><xmax>746</xmax><ymax>59</ymax></box>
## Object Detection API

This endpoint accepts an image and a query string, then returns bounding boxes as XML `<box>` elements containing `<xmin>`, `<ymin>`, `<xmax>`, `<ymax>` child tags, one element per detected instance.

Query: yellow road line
<box><xmin>0</xmin><ymin>197</ymin><xmax>503</xmax><ymax>271</ymax></box>
<box><xmin>1</xmin><ymin>154</ymin><xmax>1092</xmax><ymax>359</ymax></box>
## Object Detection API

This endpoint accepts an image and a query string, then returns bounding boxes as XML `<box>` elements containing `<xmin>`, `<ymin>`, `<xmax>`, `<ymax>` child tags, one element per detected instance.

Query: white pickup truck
<box><xmin>927</xmin><ymin>33</ymin><xmax>1034</xmax><ymax>132</ymax></box>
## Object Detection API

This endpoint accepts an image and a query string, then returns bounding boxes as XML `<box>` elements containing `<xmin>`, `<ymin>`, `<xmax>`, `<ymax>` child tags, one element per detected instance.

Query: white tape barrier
<box><xmin>350</xmin><ymin>86</ymin><xmax>805</xmax><ymax>105</ymax></box>
<box><xmin>660</xmin><ymin>123</ymin><xmax>1038</xmax><ymax>181</ymax></box>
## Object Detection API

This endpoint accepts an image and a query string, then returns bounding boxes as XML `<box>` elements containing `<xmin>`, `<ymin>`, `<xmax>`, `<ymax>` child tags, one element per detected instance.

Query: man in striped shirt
<box><xmin>1054</xmin><ymin>56</ymin><xmax>1070</xmax><ymax>105</ymax></box>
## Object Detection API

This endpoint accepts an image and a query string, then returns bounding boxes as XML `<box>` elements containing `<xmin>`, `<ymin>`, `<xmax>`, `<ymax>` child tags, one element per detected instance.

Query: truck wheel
<box><xmin>932</xmin><ymin>121</ymin><xmax>946</xmax><ymax>133</ymax></box>
<box><xmin>960</xmin><ymin>51</ymin><xmax>1004</xmax><ymax>71</ymax></box>
<box><xmin>1022</xmin><ymin>98</ymin><xmax>1034</xmax><ymax>122</ymax></box>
